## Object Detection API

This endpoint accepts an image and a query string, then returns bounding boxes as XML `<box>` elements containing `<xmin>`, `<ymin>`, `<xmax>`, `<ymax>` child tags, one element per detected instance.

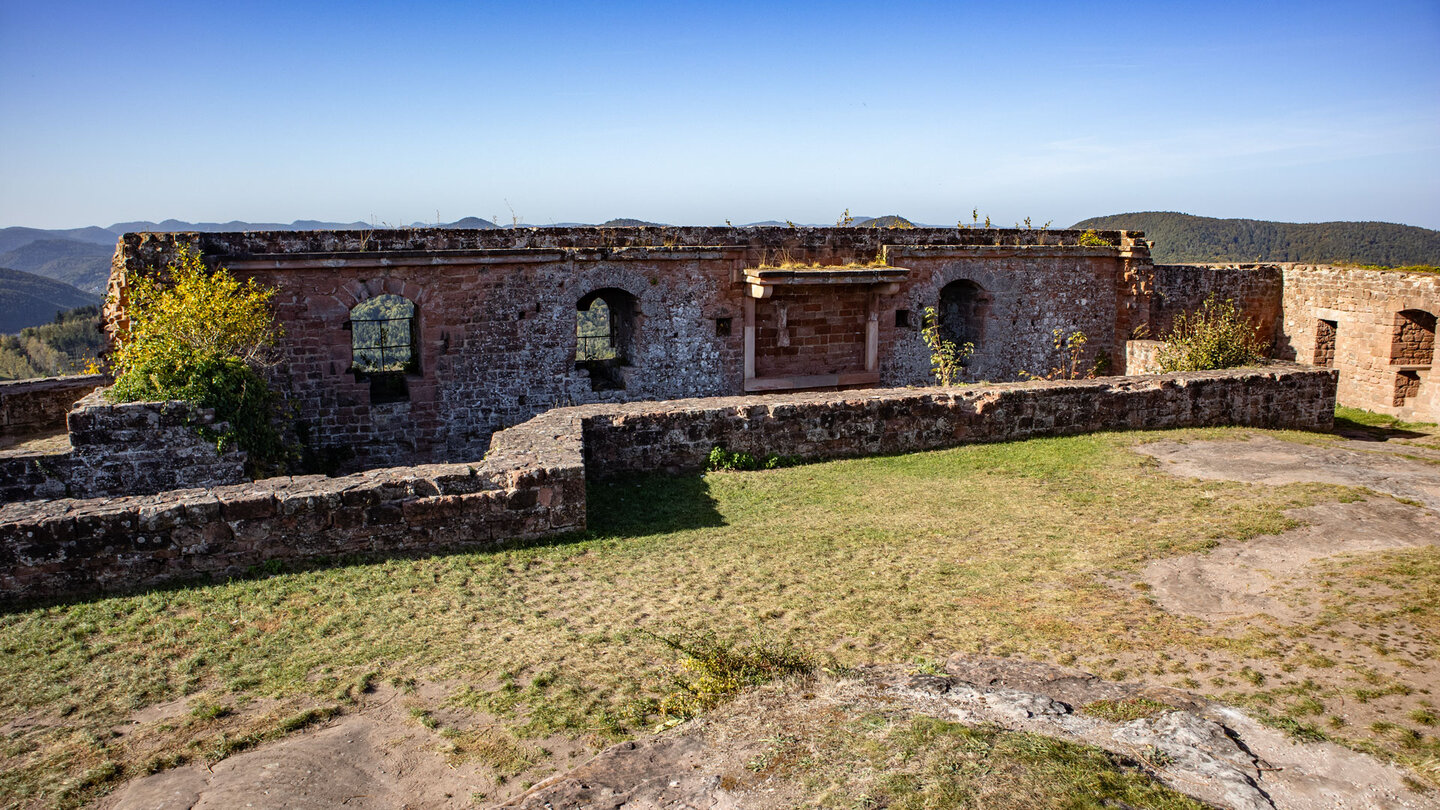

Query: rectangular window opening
<box><xmin>1314</xmin><ymin>319</ymin><xmax>1337</xmax><ymax>368</ymax></box>
<box><xmin>716</xmin><ymin>317</ymin><xmax>732</xmax><ymax>337</ymax></box>
<box><xmin>895</xmin><ymin>309</ymin><xmax>911</xmax><ymax>328</ymax></box>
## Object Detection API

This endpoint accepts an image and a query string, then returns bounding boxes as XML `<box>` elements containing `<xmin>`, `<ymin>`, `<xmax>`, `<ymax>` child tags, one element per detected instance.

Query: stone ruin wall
<box><xmin>0</xmin><ymin>391</ymin><xmax>247</xmax><ymax>502</ymax></box>
<box><xmin>107</xmin><ymin>227</ymin><xmax>1150</xmax><ymax>470</ymax></box>
<box><xmin>1274</xmin><ymin>264</ymin><xmax>1440</xmax><ymax>419</ymax></box>
<box><xmin>0</xmin><ymin>365</ymin><xmax>1336</xmax><ymax>602</ymax></box>
<box><xmin>1142</xmin><ymin>262</ymin><xmax>1437</xmax><ymax>421</ymax></box>
<box><xmin>1150</xmin><ymin>264</ymin><xmax>1285</xmax><ymax>346</ymax></box>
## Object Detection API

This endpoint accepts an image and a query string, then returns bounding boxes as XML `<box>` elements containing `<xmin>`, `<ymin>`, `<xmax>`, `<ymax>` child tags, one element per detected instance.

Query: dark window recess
<box><xmin>1395</xmin><ymin>370</ymin><xmax>1423</xmax><ymax>406</ymax></box>
<box><xmin>715</xmin><ymin>317</ymin><xmax>732</xmax><ymax>337</ymax></box>
<box><xmin>1314</xmin><ymin>319</ymin><xmax>1337</xmax><ymax>367</ymax></box>
<box><xmin>1391</xmin><ymin>310</ymin><xmax>1437</xmax><ymax>366</ymax></box>
<box><xmin>938</xmin><ymin>279</ymin><xmax>991</xmax><ymax>361</ymax></box>
<box><xmin>350</xmin><ymin>294</ymin><xmax>418</xmax><ymax>403</ymax></box>
<box><xmin>895</xmin><ymin>309</ymin><xmax>911</xmax><ymax>328</ymax></box>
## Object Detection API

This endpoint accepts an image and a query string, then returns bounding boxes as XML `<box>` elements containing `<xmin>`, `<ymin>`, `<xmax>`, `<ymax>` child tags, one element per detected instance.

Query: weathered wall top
<box><xmin>114</xmin><ymin>226</ymin><xmax>1146</xmax><ymax>265</ymax></box>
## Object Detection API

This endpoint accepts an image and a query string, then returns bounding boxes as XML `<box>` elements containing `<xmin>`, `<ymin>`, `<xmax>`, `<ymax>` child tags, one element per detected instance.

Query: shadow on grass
<box><xmin>1333</xmin><ymin>415</ymin><xmax>1432</xmax><ymax>442</ymax></box>
<box><xmin>586</xmin><ymin>472</ymin><xmax>725</xmax><ymax>539</ymax></box>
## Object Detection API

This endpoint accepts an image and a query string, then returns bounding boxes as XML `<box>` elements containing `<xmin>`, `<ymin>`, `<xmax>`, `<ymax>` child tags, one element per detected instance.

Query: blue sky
<box><xmin>2</xmin><ymin>0</ymin><xmax>1437</xmax><ymax>230</ymax></box>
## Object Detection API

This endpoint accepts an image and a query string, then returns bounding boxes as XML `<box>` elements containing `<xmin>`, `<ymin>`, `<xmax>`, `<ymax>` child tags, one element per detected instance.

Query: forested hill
<box><xmin>1071</xmin><ymin>212</ymin><xmax>1440</xmax><ymax>266</ymax></box>
<box><xmin>0</xmin><ymin>267</ymin><xmax>100</xmax><ymax>334</ymax></box>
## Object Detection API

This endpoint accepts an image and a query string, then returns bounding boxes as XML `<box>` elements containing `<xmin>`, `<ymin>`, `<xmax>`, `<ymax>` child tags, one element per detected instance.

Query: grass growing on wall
<box><xmin>1</xmin><ymin>428</ymin><xmax>1436</xmax><ymax>806</ymax></box>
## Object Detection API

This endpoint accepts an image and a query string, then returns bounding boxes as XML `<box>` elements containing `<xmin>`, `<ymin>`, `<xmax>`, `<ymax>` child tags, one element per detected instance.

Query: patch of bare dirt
<box><xmin>1138</xmin><ymin>435</ymin><xmax>1440</xmax><ymax>511</ymax></box>
<box><xmin>1141</xmin><ymin>498</ymin><xmax>1440</xmax><ymax>622</ymax></box>
<box><xmin>0</xmin><ymin>427</ymin><xmax>70</xmax><ymax>457</ymax></box>
<box><xmin>95</xmin><ymin>684</ymin><xmax>592</xmax><ymax>810</ymax></box>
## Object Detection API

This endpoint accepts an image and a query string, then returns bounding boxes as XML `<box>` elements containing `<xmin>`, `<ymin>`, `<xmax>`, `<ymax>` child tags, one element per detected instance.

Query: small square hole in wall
<box><xmin>895</xmin><ymin>309</ymin><xmax>911</xmax><ymax>328</ymax></box>
<box><xmin>716</xmin><ymin>317</ymin><xmax>732</xmax><ymax>337</ymax></box>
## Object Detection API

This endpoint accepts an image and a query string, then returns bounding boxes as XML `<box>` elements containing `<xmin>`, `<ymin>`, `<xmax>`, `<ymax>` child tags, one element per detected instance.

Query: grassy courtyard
<box><xmin>1</xmin><ymin>426</ymin><xmax>1437</xmax><ymax>807</ymax></box>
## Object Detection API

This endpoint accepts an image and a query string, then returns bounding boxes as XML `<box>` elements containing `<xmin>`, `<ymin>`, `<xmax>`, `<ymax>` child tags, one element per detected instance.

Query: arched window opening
<box><xmin>1391</xmin><ymin>309</ymin><xmax>1436</xmax><ymax>366</ymax></box>
<box><xmin>576</xmin><ymin>288</ymin><xmax>638</xmax><ymax>391</ymax></box>
<box><xmin>350</xmin><ymin>294</ymin><xmax>417</xmax><ymax>403</ymax></box>
<box><xmin>938</xmin><ymin>279</ymin><xmax>989</xmax><ymax>358</ymax></box>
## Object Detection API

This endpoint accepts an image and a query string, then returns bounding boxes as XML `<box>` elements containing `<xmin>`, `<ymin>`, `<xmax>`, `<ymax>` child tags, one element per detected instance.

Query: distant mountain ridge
<box><xmin>1072</xmin><ymin>212</ymin><xmax>1440</xmax><ymax>266</ymax></box>
<box><xmin>0</xmin><ymin>239</ymin><xmax>113</xmax><ymax>293</ymax></box>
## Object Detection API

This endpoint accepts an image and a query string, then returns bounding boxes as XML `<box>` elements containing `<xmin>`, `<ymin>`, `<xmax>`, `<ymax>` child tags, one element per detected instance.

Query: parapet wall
<box><xmin>0</xmin><ymin>391</ymin><xmax>247</xmax><ymax>502</ymax></box>
<box><xmin>0</xmin><ymin>365</ymin><xmax>1335</xmax><ymax>602</ymax></box>
<box><xmin>0</xmin><ymin>375</ymin><xmax>107</xmax><ymax>435</ymax></box>
<box><xmin>579</xmin><ymin>364</ymin><xmax>1334</xmax><ymax>476</ymax></box>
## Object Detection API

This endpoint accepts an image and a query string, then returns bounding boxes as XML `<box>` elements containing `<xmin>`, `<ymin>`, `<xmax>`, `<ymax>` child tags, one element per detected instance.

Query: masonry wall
<box><xmin>1274</xmin><ymin>264</ymin><xmax>1440</xmax><ymax>419</ymax></box>
<box><xmin>110</xmin><ymin>228</ymin><xmax>1144</xmax><ymax>469</ymax></box>
<box><xmin>579</xmin><ymin>364</ymin><xmax>1335</xmax><ymax>475</ymax></box>
<box><xmin>885</xmin><ymin>246</ymin><xmax>1129</xmax><ymax>382</ymax></box>
<box><xmin>0</xmin><ymin>375</ymin><xmax>107</xmax><ymax>435</ymax></box>
<box><xmin>754</xmin><ymin>288</ymin><xmax>870</xmax><ymax>378</ymax></box>
<box><xmin>0</xmin><ymin>365</ymin><xmax>1334</xmax><ymax>602</ymax></box>
<box><xmin>0</xmin><ymin>407</ymin><xmax>584</xmax><ymax>601</ymax></box>
<box><xmin>0</xmin><ymin>391</ymin><xmax>247</xmax><ymax>502</ymax></box>
<box><xmin>1151</xmin><ymin>264</ymin><xmax>1285</xmax><ymax>348</ymax></box>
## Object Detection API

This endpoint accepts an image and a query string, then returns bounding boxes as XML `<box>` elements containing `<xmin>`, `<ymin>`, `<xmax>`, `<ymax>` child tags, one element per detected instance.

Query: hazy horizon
<box><xmin>2</xmin><ymin>0</ymin><xmax>1437</xmax><ymax>231</ymax></box>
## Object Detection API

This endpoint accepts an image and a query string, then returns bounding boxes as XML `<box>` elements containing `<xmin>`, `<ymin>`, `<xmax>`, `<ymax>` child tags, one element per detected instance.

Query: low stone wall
<box><xmin>0</xmin><ymin>375</ymin><xmax>107</xmax><ymax>435</ymax></box>
<box><xmin>0</xmin><ymin>407</ymin><xmax>584</xmax><ymax>600</ymax></box>
<box><xmin>0</xmin><ymin>391</ymin><xmax>248</xmax><ymax>502</ymax></box>
<box><xmin>0</xmin><ymin>365</ymin><xmax>1335</xmax><ymax>602</ymax></box>
<box><xmin>578</xmin><ymin>364</ymin><xmax>1335</xmax><ymax>476</ymax></box>
<box><xmin>1125</xmin><ymin>340</ymin><xmax>1166</xmax><ymax>376</ymax></box>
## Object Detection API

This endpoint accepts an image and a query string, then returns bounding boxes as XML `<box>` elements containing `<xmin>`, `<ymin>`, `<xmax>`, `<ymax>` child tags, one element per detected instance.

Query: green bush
<box><xmin>108</xmin><ymin>247</ymin><xmax>289</xmax><ymax>473</ymax></box>
<box><xmin>109</xmin><ymin>354</ymin><xmax>287</xmax><ymax>467</ymax></box>
<box><xmin>1155</xmin><ymin>295</ymin><xmax>1267</xmax><ymax>372</ymax></box>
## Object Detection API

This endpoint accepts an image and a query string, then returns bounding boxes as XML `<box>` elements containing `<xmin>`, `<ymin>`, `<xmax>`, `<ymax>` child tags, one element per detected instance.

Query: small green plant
<box><xmin>920</xmin><ymin>306</ymin><xmax>974</xmax><ymax>386</ymax></box>
<box><xmin>1078</xmin><ymin>229</ymin><xmax>1113</xmax><ymax>247</ymax></box>
<box><xmin>706</xmin><ymin>446</ymin><xmax>798</xmax><ymax>471</ymax></box>
<box><xmin>648</xmin><ymin>630</ymin><xmax>815</xmax><ymax>724</ymax></box>
<box><xmin>1154</xmin><ymin>294</ymin><xmax>1267</xmax><ymax>373</ymax></box>
<box><xmin>1020</xmin><ymin>329</ymin><xmax>1096</xmax><ymax>380</ymax></box>
<box><xmin>908</xmin><ymin>657</ymin><xmax>947</xmax><ymax>676</ymax></box>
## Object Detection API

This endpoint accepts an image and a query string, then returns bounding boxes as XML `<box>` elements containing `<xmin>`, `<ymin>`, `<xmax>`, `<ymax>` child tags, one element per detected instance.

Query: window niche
<box><xmin>576</xmin><ymin>288</ymin><xmax>639</xmax><ymax>391</ymax></box>
<box><xmin>349</xmin><ymin>294</ymin><xmax>418</xmax><ymax>403</ymax></box>
<box><xmin>1313</xmin><ymin>319</ymin><xmax>1337</xmax><ymax>368</ymax></box>
<box><xmin>938</xmin><ymin>279</ymin><xmax>990</xmax><ymax>356</ymax></box>
<box><xmin>1391</xmin><ymin>310</ymin><xmax>1437</xmax><ymax>366</ymax></box>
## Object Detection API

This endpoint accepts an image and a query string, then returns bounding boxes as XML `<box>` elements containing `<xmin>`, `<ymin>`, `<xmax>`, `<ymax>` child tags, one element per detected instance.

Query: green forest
<box><xmin>350</xmin><ymin>295</ymin><xmax>416</xmax><ymax>372</ymax></box>
<box><xmin>0</xmin><ymin>305</ymin><xmax>105</xmax><ymax>380</ymax></box>
<box><xmin>1072</xmin><ymin>212</ymin><xmax>1440</xmax><ymax>267</ymax></box>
